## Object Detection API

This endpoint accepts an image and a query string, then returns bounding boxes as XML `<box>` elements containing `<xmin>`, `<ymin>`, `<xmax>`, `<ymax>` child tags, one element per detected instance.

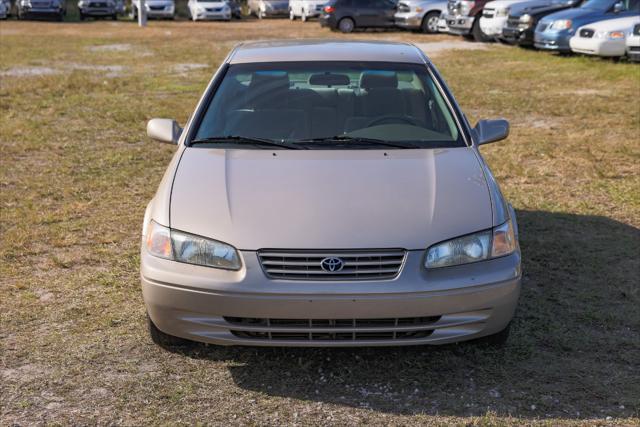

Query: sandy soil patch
<box><xmin>415</xmin><ymin>41</ymin><xmax>490</xmax><ymax>56</ymax></box>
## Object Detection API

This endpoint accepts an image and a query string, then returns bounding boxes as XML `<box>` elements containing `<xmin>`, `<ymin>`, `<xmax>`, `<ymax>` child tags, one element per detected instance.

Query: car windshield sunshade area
<box><xmin>192</xmin><ymin>61</ymin><xmax>466</xmax><ymax>148</ymax></box>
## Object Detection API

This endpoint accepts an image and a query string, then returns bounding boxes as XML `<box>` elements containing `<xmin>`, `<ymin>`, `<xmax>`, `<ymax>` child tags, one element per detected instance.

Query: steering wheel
<box><xmin>366</xmin><ymin>115</ymin><xmax>422</xmax><ymax>127</ymax></box>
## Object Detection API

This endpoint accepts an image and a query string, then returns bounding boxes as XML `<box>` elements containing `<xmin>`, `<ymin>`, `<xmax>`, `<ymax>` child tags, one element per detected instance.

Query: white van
<box><xmin>289</xmin><ymin>0</ymin><xmax>326</xmax><ymax>20</ymax></box>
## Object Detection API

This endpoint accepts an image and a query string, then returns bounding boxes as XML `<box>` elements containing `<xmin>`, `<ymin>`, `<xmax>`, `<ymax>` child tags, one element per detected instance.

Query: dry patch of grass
<box><xmin>1</xmin><ymin>20</ymin><xmax>639</xmax><ymax>426</ymax></box>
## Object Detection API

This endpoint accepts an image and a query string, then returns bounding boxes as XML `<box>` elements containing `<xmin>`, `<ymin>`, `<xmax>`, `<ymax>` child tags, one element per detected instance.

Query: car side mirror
<box><xmin>612</xmin><ymin>1</ymin><xmax>623</xmax><ymax>12</ymax></box>
<box><xmin>147</xmin><ymin>118</ymin><xmax>182</xmax><ymax>144</ymax></box>
<box><xmin>474</xmin><ymin>119</ymin><xmax>510</xmax><ymax>145</ymax></box>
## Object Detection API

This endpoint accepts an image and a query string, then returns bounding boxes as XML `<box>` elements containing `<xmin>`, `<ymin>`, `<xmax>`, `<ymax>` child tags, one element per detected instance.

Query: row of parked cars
<box><xmin>317</xmin><ymin>0</ymin><xmax>639</xmax><ymax>59</ymax></box>
<box><xmin>1</xmin><ymin>0</ymin><xmax>637</xmax><ymax>60</ymax></box>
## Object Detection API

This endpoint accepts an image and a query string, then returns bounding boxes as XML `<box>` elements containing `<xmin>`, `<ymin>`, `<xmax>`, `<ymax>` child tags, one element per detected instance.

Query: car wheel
<box><xmin>471</xmin><ymin>17</ymin><xmax>491</xmax><ymax>42</ymax></box>
<box><xmin>301</xmin><ymin>9</ymin><xmax>307</xmax><ymax>21</ymax></box>
<box><xmin>475</xmin><ymin>323</ymin><xmax>512</xmax><ymax>347</ymax></box>
<box><xmin>421</xmin><ymin>11</ymin><xmax>439</xmax><ymax>34</ymax></box>
<box><xmin>338</xmin><ymin>17</ymin><xmax>354</xmax><ymax>33</ymax></box>
<box><xmin>289</xmin><ymin>8</ymin><xmax>294</xmax><ymax>20</ymax></box>
<box><xmin>147</xmin><ymin>314</ymin><xmax>192</xmax><ymax>348</ymax></box>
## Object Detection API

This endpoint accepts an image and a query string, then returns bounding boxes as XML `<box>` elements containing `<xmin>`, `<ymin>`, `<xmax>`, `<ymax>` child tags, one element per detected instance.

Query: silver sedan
<box><xmin>141</xmin><ymin>40</ymin><xmax>521</xmax><ymax>348</ymax></box>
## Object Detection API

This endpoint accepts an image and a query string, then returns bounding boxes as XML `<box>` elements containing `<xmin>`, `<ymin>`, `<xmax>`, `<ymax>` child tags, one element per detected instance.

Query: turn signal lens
<box><xmin>491</xmin><ymin>219</ymin><xmax>516</xmax><ymax>257</ymax></box>
<box><xmin>146</xmin><ymin>220</ymin><xmax>173</xmax><ymax>259</ymax></box>
<box><xmin>609</xmin><ymin>31</ymin><xmax>625</xmax><ymax>39</ymax></box>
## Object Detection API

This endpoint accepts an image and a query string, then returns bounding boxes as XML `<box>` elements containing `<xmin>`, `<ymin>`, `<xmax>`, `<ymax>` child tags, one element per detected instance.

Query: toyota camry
<box><xmin>141</xmin><ymin>40</ymin><xmax>521</xmax><ymax>348</ymax></box>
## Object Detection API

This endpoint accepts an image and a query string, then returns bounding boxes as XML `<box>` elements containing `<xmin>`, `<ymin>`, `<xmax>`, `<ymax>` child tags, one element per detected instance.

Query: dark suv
<box><xmin>502</xmin><ymin>0</ymin><xmax>583</xmax><ymax>46</ymax></box>
<box><xmin>320</xmin><ymin>0</ymin><xmax>398</xmax><ymax>32</ymax></box>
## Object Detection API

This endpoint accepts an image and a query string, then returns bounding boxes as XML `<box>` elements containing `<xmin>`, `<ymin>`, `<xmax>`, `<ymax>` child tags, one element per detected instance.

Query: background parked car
<box><xmin>16</xmin><ymin>0</ymin><xmax>65</xmax><ymax>20</ymax></box>
<box><xmin>289</xmin><ymin>0</ymin><xmax>326</xmax><ymax>20</ymax></box>
<box><xmin>188</xmin><ymin>0</ymin><xmax>232</xmax><ymax>20</ymax></box>
<box><xmin>479</xmin><ymin>0</ymin><xmax>533</xmax><ymax>40</ymax></box>
<box><xmin>626</xmin><ymin>21</ymin><xmax>640</xmax><ymax>59</ymax></box>
<box><xmin>1</xmin><ymin>0</ymin><xmax>11</xmax><ymax>16</ymax></box>
<box><xmin>534</xmin><ymin>0</ymin><xmax>639</xmax><ymax>52</ymax></box>
<box><xmin>0</xmin><ymin>0</ymin><xmax>7</xmax><ymax>18</ymax></box>
<box><xmin>78</xmin><ymin>0</ymin><xmax>118</xmax><ymax>19</ymax></box>
<box><xmin>570</xmin><ymin>15</ymin><xmax>639</xmax><ymax>55</ymax></box>
<box><xmin>443</xmin><ymin>0</ymin><xmax>493</xmax><ymax>41</ymax></box>
<box><xmin>130</xmin><ymin>0</ymin><xmax>175</xmax><ymax>19</ymax></box>
<box><xmin>394</xmin><ymin>0</ymin><xmax>448</xmax><ymax>33</ymax></box>
<box><xmin>502</xmin><ymin>0</ymin><xmax>583</xmax><ymax>45</ymax></box>
<box><xmin>249</xmin><ymin>0</ymin><xmax>289</xmax><ymax>18</ymax></box>
<box><xmin>320</xmin><ymin>0</ymin><xmax>398</xmax><ymax>33</ymax></box>
<box><xmin>227</xmin><ymin>0</ymin><xmax>241</xmax><ymax>17</ymax></box>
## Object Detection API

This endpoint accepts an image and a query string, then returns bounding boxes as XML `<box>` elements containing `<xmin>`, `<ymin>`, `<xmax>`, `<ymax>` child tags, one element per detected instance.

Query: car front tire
<box><xmin>338</xmin><ymin>16</ymin><xmax>354</xmax><ymax>33</ymax></box>
<box><xmin>421</xmin><ymin>11</ymin><xmax>439</xmax><ymax>34</ymax></box>
<box><xmin>471</xmin><ymin>17</ymin><xmax>491</xmax><ymax>42</ymax></box>
<box><xmin>147</xmin><ymin>314</ymin><xmax>192</xmax><ymax>348</ymax></box>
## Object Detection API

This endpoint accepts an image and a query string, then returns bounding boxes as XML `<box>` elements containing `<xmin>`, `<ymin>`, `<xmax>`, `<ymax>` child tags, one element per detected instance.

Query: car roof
<box><xmin>227</xmin><ymin>40</ymin><xmax>428</xmax><ymax>65</ymax></box>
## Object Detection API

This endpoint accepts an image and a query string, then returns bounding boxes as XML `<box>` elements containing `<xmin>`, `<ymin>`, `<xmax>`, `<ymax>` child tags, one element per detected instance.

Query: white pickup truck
<box><xmin>479</xmin><ymin>0</ymin><xmax>552</xmax><ymax>40</ymax></box>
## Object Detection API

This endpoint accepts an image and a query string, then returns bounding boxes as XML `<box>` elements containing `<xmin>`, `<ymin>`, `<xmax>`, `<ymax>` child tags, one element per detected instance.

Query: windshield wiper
<box><xmin>189</xmin><ymin>135</ymin><xmax>304</xmax><ymax>150</ymax></box>
<box><xmin>295</xmin><ymin>135</ymin><xmax>421</xmax><ymax>149</ymax></box>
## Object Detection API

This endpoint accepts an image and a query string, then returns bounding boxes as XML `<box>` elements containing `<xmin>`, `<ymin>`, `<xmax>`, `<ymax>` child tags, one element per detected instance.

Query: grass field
<box><xmin>1</xmin><ymin>20</ymin><xmax>639</xmax><ymax>426</ymax></box>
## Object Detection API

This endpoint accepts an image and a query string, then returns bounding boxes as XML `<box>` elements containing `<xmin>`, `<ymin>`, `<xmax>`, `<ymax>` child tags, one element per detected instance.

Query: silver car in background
<box><xmin>131</xmin><ymin>0</ymin><xmax>175</xmax><ymax>19</ymax></box>
<box><xmin>142</xmin><ymin>40</ymin><xmax>521</xmax><ymax>348</ymax></box>
<box><xmin>395</xmin><ymin>0</ymin><xmax>449</xmax><ymax>33</ymax></box>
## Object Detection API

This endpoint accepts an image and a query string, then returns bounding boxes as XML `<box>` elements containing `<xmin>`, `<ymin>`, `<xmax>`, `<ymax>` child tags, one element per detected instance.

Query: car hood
<box><xmin>508</xmin><ymin>0</ymin><xmax>556</xmax><ymax>15</ymax></box>
<box><xmin>196</xmin><ymin>1</ymin><xmax>226</xmax><ymax>6</ymax></box>
<box><xmin>539</xmin><ymin>7</ymin><xmax>606</xmax><ymax>23</ymax></box>
<box><xmin>169</xmin><ymin>147</ymin><xmax>492</xmax><ymax>251</ymax></box>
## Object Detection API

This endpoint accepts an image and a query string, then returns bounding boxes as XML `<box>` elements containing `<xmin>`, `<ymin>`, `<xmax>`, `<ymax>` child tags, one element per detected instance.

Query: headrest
<box><xmin>359</xmin><ymin>72</ymin><xmax>398</xmax><ymax>90</ymax></box>
<box><xmin>249</xmin><ymin>72</ymin><xmax>290</xmax><ymax>90</ymax></box>
<box><xmin>308</xmin><ymin>73</ymin><xmax>350</xmax><ymax>87</ymax></box>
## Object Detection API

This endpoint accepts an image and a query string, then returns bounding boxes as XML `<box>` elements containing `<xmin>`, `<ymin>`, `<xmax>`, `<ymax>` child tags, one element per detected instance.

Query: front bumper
<box><xmin>502</xmin><ymin>25</ymin><xmax>534</xmax><ymax>45</ymax></box>
<box><xmin>443</xmin><ymin>13</ymin><xmax>474</xmax><ymax>35</ymax></box>
<box><xmin>479</xmin><ymin>16</ymin><xmax>507</xmax><ymax>37</ymax></box>
<box><xmin>534</xmin><ymin>29</ymin><xmax>572</xmax><ymax>52</ymax></box>
<box><xmin>20</xmin><ymin>6</ymin><xmax>63</xmax><ymax>15</ymax></box>
<box><xmin>81</xmin><ymin>6</ymin><xmax>115</xmax><ymax>15</ymax></box>
<box><xmin>394</xmin><ymin>11</ymin><xmax>423</xmax><ymax>29</ymax></box>
<box><xmin>142</xmin><ymin>248</ymin><xmax>521</xmax><ymax>347</ymax></box>
<box><xmin>146</xmin><ymin>7</ymin><xmax>174</xmax><ymax>17</ymax></box>
<box><xmin>570</xmin><ymin>36</ymin><xmax>627</xmax><ymax>57</ymax></box>
<box><xmin>194</xmin><ymin>9</ymin><xmax>230</xmax><ymax>19</ymax></box>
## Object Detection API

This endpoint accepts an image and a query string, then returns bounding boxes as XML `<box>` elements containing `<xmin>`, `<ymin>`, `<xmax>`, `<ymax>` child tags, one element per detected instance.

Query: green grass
<box><xmin>1</xmin><ymin>20</ymin><xmax>639</xmax><ymax>426</ymax></box>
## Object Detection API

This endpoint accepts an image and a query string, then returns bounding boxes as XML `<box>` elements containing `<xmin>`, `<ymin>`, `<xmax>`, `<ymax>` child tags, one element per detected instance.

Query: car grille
<box><xmin>206</xmin><ymin>7</ymin><xmax>221</xmax><ymax>11</ymax></box>
<box><xmin>634</xmin><ymin>24</ymin><xmax>640</xmax><ymax>35</ymax></box>
<box><xmin>630</xmin><ymin>46</ymin><xmax>640</xmax><ymax>52</ymax></box>
<box><xmin>225</xmin><ymin>316</ymin><xmax>441</xmax><ymax>341</ymax></box>
<box><xmin>149</xmin><ymin>5</ymin><xmax>165</xmax><ymax>9</ymax></box>
<box><xmin>397</xmin><ymin>2</ymin><xmax>410</xmax><ymax>12</ymax></box>
<box><xmin>31</xmin><ymin>1</ymin><xmax>50</xmax><ymax>7</ymax></box>
<box><xmin>579</xmin><ymin>28</ymin><xmax>594</xmax><ymax>38</ymax></box>
<box><xmin>506</xmin><ymin>16</ymin><xmax>519</xmax><ymax>27</ymax></box>
<box><xmin>483</xmin><ymin>8</ymin><xmax>495</xmax><ymax>18</ymax></box>
<box><xmin>257</xmin><ymin>249</ymin><xmax>406</xmax><ymax>281</ymax></box>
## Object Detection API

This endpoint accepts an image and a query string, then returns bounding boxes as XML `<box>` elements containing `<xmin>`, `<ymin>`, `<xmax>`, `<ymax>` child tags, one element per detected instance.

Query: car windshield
<box><xmin>193</xmin><ymin>61</ymin><xmax>465</xmax><ymax>149</ymax></box>
<box><xmin>580</xmin><ymin>0</ymin><xmax>615</xmax><ymax>9</ymax></box>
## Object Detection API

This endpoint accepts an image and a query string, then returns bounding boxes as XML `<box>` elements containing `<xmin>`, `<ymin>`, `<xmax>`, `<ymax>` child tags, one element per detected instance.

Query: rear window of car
<box><xmin>193</xmin><ymin>61</ymin><xmax>466</xmax><ymax>148</ymax></box>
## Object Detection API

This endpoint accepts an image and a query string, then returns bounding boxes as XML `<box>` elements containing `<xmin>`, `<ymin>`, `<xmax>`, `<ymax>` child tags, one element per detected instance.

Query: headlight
<box><xmin>495</xmin><ymin>7</ymin><xmax>509</xmax><ymax>17</ymax></box>
<box><xmin>146</xmin><ymin>220</ymin><xmax>241</xmax><ymax>270</ymax></box>
<box><xmin>551</xmin><ymin>19</ymin><xmax>572</xmax><ymax>30</ymax></box>
<box><xmin>425</xmin><ymin>219</ymin><xmax>516</xmax><ymax>269</ymax></box>
<box><xmin>519</xmin><ymin>14</ymin><xmax>532</xmax><ymax>24</ymax></box>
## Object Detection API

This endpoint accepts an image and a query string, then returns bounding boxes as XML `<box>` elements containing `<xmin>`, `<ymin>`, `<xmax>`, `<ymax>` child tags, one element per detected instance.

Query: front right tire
<box><xmin>338</xmin><ymin>16</ymin><xmax>354</xmax><ymax>33</ymax></box>
<box><xmin>147</xmin><ymin>314</ymin><xmax>192</xmax><ymax>348</ymax></box>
